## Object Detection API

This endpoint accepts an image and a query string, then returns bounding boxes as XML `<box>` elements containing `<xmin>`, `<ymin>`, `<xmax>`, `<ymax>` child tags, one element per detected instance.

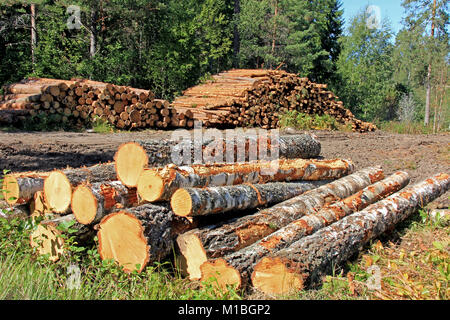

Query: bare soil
<box><xmin>0</xmin><ymin>128</ymin><xmax>449</xmax><ymax>207</ymax></box>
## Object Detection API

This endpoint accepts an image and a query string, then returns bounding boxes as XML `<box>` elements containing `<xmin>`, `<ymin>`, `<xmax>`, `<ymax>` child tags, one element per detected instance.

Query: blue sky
<box><xmin>341</xmin><ymin>0</ymin><xmax>406</xmax><ymax>34</ymax></box>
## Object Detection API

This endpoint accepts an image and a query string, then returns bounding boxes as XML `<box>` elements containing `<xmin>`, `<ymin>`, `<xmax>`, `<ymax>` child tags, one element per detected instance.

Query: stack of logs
<box><xmin>2</xmin><ymin>134</ymin><xmax>448</xmax><ymax>296</ymax></box>
<box><xmin>171</xmin><ymin>69</ymin><xmax>377</xmax><ymax>133</ymax></box>
<box><xmin>0</xmin><ymin>78</ymin><xmax>194</xmax><ymax>129</ymax></box>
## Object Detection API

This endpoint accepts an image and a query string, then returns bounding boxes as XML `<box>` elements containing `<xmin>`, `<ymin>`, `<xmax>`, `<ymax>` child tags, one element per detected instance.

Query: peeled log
<box><xmin>97</xmin><ymin>204</ymin><xmax>194</xmax><ymax>273</ymax></box>
<box><xmin>44</xmin><ymin>163</ymin><xmax>116</xmax><ymax>213</ymax></box>
<box><xmin>29</xmin><ymin>214</ymin><xmax>94</xmax><ymax>262</ymax></box>
<box><xmin>139</xmin><ymin>158</ymin><xmax>354</xmax><ymax>202</ymax></box>
<box><xmin>176</xmin><ymin>166</ymin><xmax>384</xmax><ymax>280</ymax></box>
<box><xmin>71</xmin><ymin>181</ymin><xmax>139</xmax><ymax>225</ymax></box>
<box><xmin>2</xmin><ymin>173</ymin><xmax>49</xmax><ymax>205</ymax></box>
<box><xmin>171</xmin><ymin>181</ymin><xmax>331</xmax><ymax>217</ymax></box>
<box><xmin>251</xmin><ymin>173</ymin><xmax>450</xmax><ymax>295</ymax></box>
<box><xmin>199</xmin><ymin>171</ymin><xmax>410</xmax><ymax>290</ymax></box>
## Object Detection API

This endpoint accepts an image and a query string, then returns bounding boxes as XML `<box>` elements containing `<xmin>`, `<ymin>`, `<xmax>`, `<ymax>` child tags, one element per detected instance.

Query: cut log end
<box><xmin>176</xmin><ymin>232</ymin><xmax>207</xmax><ymax>281</ymax></box>
<box><xmin>43</xmin><ymin>171</ymin><xmax>72</xmax><ymax>213</ymax></box>
<box><xmin>200</xmin><ymin>259</ymin><xmax>241</xmax><ymax>291</ymax></box>
<box><xmin>171</xmin><ymin>188</ymin><xmax>192</xmax><ymax>217</ymax></box>
<box><xmin>2</xmin><ymin>175</ymin><xmax>19</xmax><ymax>205</ymax></box>
<box><xmin>137</xmin><ymin>170</ymin><xmax>163</xmax><ymax>202</ymax></box>
<box><xmin>251</xmin><ymin>257</ymin><xmax>303</xmax><ymax>296</ymax></box>
<box><xmin>71</xmin><ymin>184</ymin><xmax>98</xmax><ymax>225</ymax></box>
<box><xmin>29</xmin><ymin>223</ymin><xmax>65</xmax><ymax>262</ymax></box>
<box><xmin>114</xmin><ymin>142</ymin><xmax>149</xmax><ymax>187</ymax></box>
<box><xmin>98</xmin><ymin>211</ymin><xmax>149</xmax><ymax>273</ymax></box>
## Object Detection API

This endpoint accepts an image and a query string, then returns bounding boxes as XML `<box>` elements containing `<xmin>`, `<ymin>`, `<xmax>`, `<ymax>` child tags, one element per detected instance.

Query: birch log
<box><xmin>43</xmin><ymin>162</ymin><xmax>116</xmax><ymax>213</ymax></box>
<box><xmin>115</xmin><ymin>134</ymin><xmax>321</xmax><ymax>188</ymax></box>
<box><xmin>199</xmin><ymin>171</ymin><xmax>410</xmax><ymax>290</ymax></box>
<box><xmin>250</xmin><ymin>172</ymin><xmax>450</xmax><ymax>295</ymax></box>
<box><xmin>71</xmin><ymin>181</ymin><xmax>139</xmax><ymax>225</ymax></box>
<box><xmin>171</xmin><ymin>180</ymin><xmax>331</xmax><ymax>217</ymax></box>
<box><xmin>2</xmin><ymin>172</ymin><xmax>49</xmax><ymax>205</ymax></box>
<box><xmin>176</xmin><ymin>166</ymin><xmax>384</xmax><ymax>280</ymax></box>
<box><xmin>138</xmin><ymin>158</ymin><xmax>354</xmax><ymax>203</ymax></box>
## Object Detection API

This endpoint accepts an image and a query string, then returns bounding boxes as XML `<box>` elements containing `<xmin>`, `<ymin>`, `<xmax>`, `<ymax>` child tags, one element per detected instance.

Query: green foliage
<box><xmin>0</xmin><ymin>214</ymin><xmax>244</xmax><ymax>300</ymax></box>
<box><xmin>91</xmin><ymin>116</ymin><xmax>115</xmax><ymax>133</ymax></box>
<box><xmin>279</xmin><ymin>110</ymin><xmax>350</xmax><ymax>131</ymax></box>
<box><xmin>377</xmin><ymin>121</ymin><xmax>440</xmax><ymax>134</ymax></box>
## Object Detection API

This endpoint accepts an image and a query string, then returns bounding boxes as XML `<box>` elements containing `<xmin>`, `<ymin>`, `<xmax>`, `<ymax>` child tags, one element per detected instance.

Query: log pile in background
<box><xmin>171</xmin><ymin>69</ymin><xmax>377</xmax><ymax>133</ymax></box>
<box><xmin>0</xmin><ymin>77</ymin><xmax>194</xmax><ymax>129</ymax></box>
<box><xmin>1</xmin><ymin>136</ymin><xmax>448</xmax><ymax>296</ymax></box>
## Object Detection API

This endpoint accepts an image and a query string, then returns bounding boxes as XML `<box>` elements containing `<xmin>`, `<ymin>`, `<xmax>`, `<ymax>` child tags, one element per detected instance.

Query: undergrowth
<box><xmin>279</xmin><ymin>110</ymin><xmax>352</xmax><ymax>131</ymax></box>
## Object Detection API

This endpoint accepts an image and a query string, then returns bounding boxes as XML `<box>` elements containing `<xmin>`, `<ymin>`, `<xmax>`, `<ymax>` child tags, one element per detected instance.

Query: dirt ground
<box><xmin>0</xmin><ymin>128</ymin><xmax>449</xmax><ymax>207</ymax></box>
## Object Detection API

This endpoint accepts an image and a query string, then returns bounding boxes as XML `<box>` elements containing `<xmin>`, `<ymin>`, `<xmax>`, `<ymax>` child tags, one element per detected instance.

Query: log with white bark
<box><xmin>250</xmin><ymin>172</ymin><xmax>450</xmax><ymax>295</ymax></box>
<box><xmin>43</xmin><ymin>163</ymin><xmax>116</xmax><ymax>213</ymax></box>
<box><xmin>171</xmin><ymin>181</ymin><xmax>331</xmax><ymax>217</ymax></box>
<box><xmin>71</xmin><ymin>181</ymin><xmax>139</xmax><ymax>225</ymax></box>
<box><xmin>176</xmin><ymin>166</ymin><xmax>384</xmax><ymax>280</ymax></box>
<box><xmin>199</xmin><ymin>171</ymin><xmax>410</xmax><ymax>290</ymax></box>
<box><xmin>138</xmin><ymin>158</ymin><xmax>355</xmax><ymax>203</ymax></box>
<box><xmin>2</xmin><ymin>172</ymin><xmax>49</xmax><ymax>205</ymax></box>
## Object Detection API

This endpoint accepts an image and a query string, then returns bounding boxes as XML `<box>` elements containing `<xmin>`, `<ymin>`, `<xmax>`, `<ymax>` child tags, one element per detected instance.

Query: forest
<box><xmin>0</xmin><ymin>0</ymin><xmax>449</xmax><ymax>129</ymax></box>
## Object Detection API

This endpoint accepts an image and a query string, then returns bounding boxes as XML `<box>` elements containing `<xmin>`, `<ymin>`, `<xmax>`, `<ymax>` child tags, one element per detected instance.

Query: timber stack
<box><xmin>0</xmin><ymin>77</ymin><xmax>194</xmax><ymax>129</ymax></box>
<box><xmin>171</xmin><ymin>69</ymin><xmax>377</xmax><ymax>133</ymax></box>
<box><xmin>1</xmin><ymin>135</ymin><xmax>448</xmax><ymax>297</ymax></box>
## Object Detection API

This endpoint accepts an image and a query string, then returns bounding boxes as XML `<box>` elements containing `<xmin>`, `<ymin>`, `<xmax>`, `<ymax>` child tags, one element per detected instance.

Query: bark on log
<box><xmin>43</xmin><ymin>163</ymin><xmax>116</xmax><ymax>213</ymax></box>
<box><xmin>71</xmin><ymin>181</ymin><xmax>139</xmax><ymax>225</ymax></box>
<box><xmin>171</xmin><ymin>180</ymin><xmax>331</xmax><ymax>217</ymax></box>
<box><xmin>97</xmin><ymin>203</ymin><xmax>195</xmax><ymax>273</ymax></box>
<box><xmin>29</xmin><ymin>214</ymin><xmax>95</xmax><ymax>262</ymax></box>
<box><xmin>250</xmin><ymin>172</ymin><xmax>450</xmax><ymax>295</ymax></box>
<box><xmin>199</xmin><ymin>171</ymin><xmax>410</xmax><ymax>290</ymax></box>
<box><xmin>116</xmin><ymin>134</ymin><xmax>321</xmax><ymax>188</ymax></box>
<box><xmin>2</xmin><ymin>173</ymin><xmax>48</xmax><ymax>205</ymax></box>
<box><xmin>176</xmin><ymin>166</ymin><xmax>384</xmax><ymax>280</ymax></box>
<box><xmin>139</xmin><ymin>158</ymin><xmax>354</xmax><ymax>203</ymax></box>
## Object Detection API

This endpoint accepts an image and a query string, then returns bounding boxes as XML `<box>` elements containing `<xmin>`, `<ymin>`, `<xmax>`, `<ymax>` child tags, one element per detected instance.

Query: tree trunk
<box><xmin>233</xmin><ymin>0</ymin><xmax>241</xmax><ymax>68</ymax></box>
<box><xmin>30</xmin><ymin>4</ymin><xmax>37</xmax><ymax>69</ymax></box>
<box><xmin>43</xmin><ymin>163</ymin><xmax>116</xmax><ymax>213</ymax></box>
<box><xmin>199</xmin><ymin>171</ymin><xmax>410</xmax><ymax>290</ymax></box>
<box><xmin>138</xmin><ymin>158</ymin><xmax>354</xmax><ymax>203</ymax></box>
<box><xmin>176</xmin><ymin>166</ymin><xmax>383</xmax><ymax>280</ymax></box>
<box><xmin>425</xmin><ymin>0</ymin><xmax>437</xmax><ymax>126</ymax></box>
<box><xmin>251</xmin><ymin>172</ymin><xmax>450</xmax><ymax>295</ymax></box>
<box><xmin>89</xmin><ymin>8</ymin><xmax>97</xmax><ymax>58</ymax></box>
<box><xmin>171</xmin><ymin>180</ymin><xmax>330</xmax><ymax>217</ymax></box>
<box><xmin>97</xmin><ymin>203</ymin><xmax>194</xmax><ymax>273</ymax></box>
<box><xmin>71</xmin><ymin>181</ymin><xmax>139</xmax><ymax>225</ymax></box>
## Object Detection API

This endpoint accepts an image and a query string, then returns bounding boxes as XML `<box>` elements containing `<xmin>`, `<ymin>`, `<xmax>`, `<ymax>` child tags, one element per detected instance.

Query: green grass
<box><xmin>378</xmin><ymin>121</ymin><xmax>448</xmax><ymax>135</ymax></box>
<box><xmin>91</xmin><ymin>116</ymin><xmax>116</xmax><ymax>133</ymax></box>
<box><xmin>0</xmin><ymin>215</ymin><xmax>244</xmax><ymax>300</ymax></box>
<box><xmin>279</xmin><ymin>111</ymin><xmax>352</xmax><ymax>132</ymax></box>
